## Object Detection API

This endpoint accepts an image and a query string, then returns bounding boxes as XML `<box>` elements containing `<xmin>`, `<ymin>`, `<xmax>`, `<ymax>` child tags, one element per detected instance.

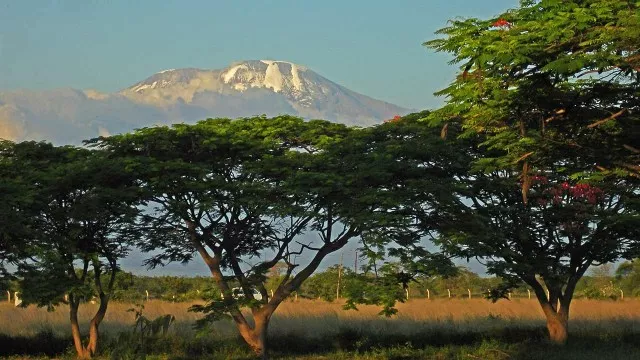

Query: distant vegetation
<box><xmin>3</xmin><ymin>262</ymin><xmax>638</xmax><ymax>305</ymax></box>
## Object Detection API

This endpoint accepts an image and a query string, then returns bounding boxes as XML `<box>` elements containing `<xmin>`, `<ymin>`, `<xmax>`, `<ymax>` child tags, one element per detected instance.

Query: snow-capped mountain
<box><xmin>0</xmin><ymin>60</ymin><xmax>410</xmax><ymax>144</ymax></box>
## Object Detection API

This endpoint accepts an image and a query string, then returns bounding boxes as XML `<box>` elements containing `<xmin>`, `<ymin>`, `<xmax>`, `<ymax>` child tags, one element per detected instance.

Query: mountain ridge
<box><xmin>0</xmin><ymin>60</ymin><xmax>411</xmax><ymax>144</ymax></box>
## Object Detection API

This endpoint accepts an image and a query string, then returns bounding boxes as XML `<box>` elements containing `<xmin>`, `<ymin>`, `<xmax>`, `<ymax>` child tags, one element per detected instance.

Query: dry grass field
<box><xmin>2</xmin><ymin>298</ymin><xmax>640</xmax><ymax>338</ymax></box>
<box><xmin>3</xmin><ymin>298</ymin><xmax>640</xmax><ymax>359</ymax></box>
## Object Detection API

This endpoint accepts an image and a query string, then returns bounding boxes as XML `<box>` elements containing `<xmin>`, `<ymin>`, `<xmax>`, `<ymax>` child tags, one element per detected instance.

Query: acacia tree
<box><xmin>421</xmin><ymin>0</ymin><xmax>640</xmax><ymax>344</ymax></box>
<box><xmin>93</xmin><ymin>115</ymin><xmax>417</xmax><ymax>358</ymax></box>
<box><xmin>5</xmin><ymin>142</ymin><xmax>140</xmax><ymax>358</ymax></box>
<box><xmin>431</xmin><ymin>130</ymin><xmax>640</xmax><ymax>344</ymax></box>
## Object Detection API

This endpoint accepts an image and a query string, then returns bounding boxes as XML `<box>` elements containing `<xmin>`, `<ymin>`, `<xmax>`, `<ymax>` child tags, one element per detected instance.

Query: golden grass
<box><xmin>2</xmin><ymin>298</ymin><xmax>640</xmax><ymax>339</ymax></box>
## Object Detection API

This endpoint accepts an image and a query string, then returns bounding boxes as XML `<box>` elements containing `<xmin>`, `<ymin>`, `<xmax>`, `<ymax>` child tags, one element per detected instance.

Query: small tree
<box><xmin>615</xmin><ymin>259</ymin><xmax>640</xmax><ymax>296</ymax></box>
<box><xmin>5</xmin><ymin>142</ymin><xmax>141</xmax><ymax>358</ymax></box>
<box><xmin>301</xmin><ymin>265</ymin><xmax>355</xmax><ymax>302</ymax></box>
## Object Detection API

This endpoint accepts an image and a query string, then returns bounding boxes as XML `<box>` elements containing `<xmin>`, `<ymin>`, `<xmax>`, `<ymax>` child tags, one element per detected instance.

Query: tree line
<box><xmin>6</xmin><ymin>262</ymin><xmax>639</xmax><ymax>304</ymax></box>
<box><xmin>7</xmin><ymin>261</ymin><xmax>640</xmax><ymax>304</ymax></box>
<box><xmin>1</xmin><ymin>1</ymin><xmax>639</xmax><ymax>359</ymax></box>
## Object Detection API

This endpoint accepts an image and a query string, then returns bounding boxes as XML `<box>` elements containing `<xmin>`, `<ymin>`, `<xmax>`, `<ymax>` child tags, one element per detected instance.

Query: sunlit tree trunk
<box><xmin>529</xmin><ymin>279</ymin><xmax>573</xmax><ymax>345</ymax></box>
<box><xmin>69</xmin><ymin>298</ymin><xmax>90</xmax><ymax>359</ymax></box>
<box><xmin>238</xmin><ymin>309</ymin><xmax>271</xmax><ymax>359</ymax></box>
<box><xmin>86</xmin><ymin>294</ymin><xmax>109</xmax><ymax>355</ymax></box>
<box><xmin>544</xmin><ymin>309</ymin><xmax>569</xmax><ymax>345</ymax></box>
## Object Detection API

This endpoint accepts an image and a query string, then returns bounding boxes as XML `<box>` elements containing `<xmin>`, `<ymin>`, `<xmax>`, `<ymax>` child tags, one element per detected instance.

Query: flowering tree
<box><xmin>423</xmin><ymin>0</ymin><xmax>640</xmax><ymax>344</ymax></box>
<box><xmin>426</xmin><ymin>0</ymin><xmax>639</xmax><ymax>200</ymax></box>
<box><xmin>436</xmin><ymin>159</ymin><xmax>639</xmax><ymax>344</ymax></box>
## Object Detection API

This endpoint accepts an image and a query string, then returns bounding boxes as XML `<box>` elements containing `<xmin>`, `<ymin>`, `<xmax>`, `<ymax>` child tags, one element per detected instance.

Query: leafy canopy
<box><xmin>3</xmin><ymin>141</ymin><xmax>141</xmax><ymax>308</ymax></box>
<box><xmin>425</xmin><ymin>0</ymin><xmax>639</xmax><ymax>188</ymax></box>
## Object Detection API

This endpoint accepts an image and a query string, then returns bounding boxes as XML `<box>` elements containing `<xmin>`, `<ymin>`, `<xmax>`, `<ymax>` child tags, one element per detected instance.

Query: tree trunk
<box><xmin>545</xmin><ymin>311</ymin><xmax>568</xmax><ymax>345</ymax></box>
<box><xmin>237</xmin><ymin>312</ymin><xmax>270</xmax><ymax>359</ymax></box>
<box><xmin>69</xmin><ymin>300</ymin><xmax>90</xmax><ymax>359</ymax></box>
<box><xmin>68</xmin><ymin>295</ymin><xmax>110</xmax><ymax>359</ymax></box>
<box><xmin>185</xmin><ymin>222</ymin><xmax>352</xmax><ymax>359</ymax></box>
<box><xmin>86</xmin><ymin>295</ymin><xmax>109</xmax><ymax>356</ymax></box>
<box><xmin>528</xmin><ymin>280</ymin><xmax>572</xmax><ymax>346</ymax></box>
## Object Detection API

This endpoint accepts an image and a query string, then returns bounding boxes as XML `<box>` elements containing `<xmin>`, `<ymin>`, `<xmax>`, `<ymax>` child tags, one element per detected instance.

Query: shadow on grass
<box><xmin>3</xmin><ymin>322</ymin><xmax>640</xmax><ymax>359</ymax></box>
<box><xmin>0</xmin><ymin>329</ymin><xmax>70</xmax><ymax>358</ymax></box>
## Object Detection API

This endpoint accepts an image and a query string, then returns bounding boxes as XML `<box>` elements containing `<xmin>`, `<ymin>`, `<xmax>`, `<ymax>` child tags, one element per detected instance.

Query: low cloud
<box><xmin>98</xmin><ymin>126</ymin><xmax>111</xmax><ymax>137</ymax></box>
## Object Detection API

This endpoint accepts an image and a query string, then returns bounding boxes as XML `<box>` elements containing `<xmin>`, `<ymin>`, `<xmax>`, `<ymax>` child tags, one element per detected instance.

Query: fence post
<box><xmin>468</xmin><ymin>289</ymin><xmax>471</xmax><ymax>299</ymax></box>
<box><xmin>528</xmin><ymin>289</ymin><xmax>531</xmax><ymax>299</ymax></box>
<box><xmin>295</xmin><ymin>292</ymin><xmax>298</xmax><ymax>302</ymax></box>
<box><xmin>508</xmin><ymin>292</ymin><xmax>512</xmax><ymax>300</ymax></box>
<box><xmin>620</xmin><ymin>289</ymin><xmax>624</xmax><ymax>300</ymax></box>
<box><xmin>426</xmin><ymin>289</ymin><xmax>430</xmax><ymax>300</ymax></box>
<box><xmin>405</xmin><ymin>288</ymin><xmax>409</xmax><ymax>300</ymax></box>
<box><xmin>145</xmin><ymin>290</ymin><xmax>149</xmax><ymax>302</ymax></box>
<box><xmin>336</xmin><ymin>253</ymin><xmax>343</xmax><ymax>300</ymax></box>
<box><xmin>546</xmin><ymin>289</ymin><xmax>550</xmax><ymax>300</ymax></box>
<box><xmin>447</xmin><ymin>289</ymin><xmax>451</xmax><ymax>299</ymax></box>
<box><xmin>14</xmin><ymin>292</ymin><xmax>22</xmax><ymax>307</ymax></box>
<box><xmin>271</xmin><ymin>289</ymin><xmax>274</xmax><ymax>298</ymax></box>
<box><xmin>6</xmin><ymin>290</ymin><xmax>9</xmax><ymax>303</ymax></box>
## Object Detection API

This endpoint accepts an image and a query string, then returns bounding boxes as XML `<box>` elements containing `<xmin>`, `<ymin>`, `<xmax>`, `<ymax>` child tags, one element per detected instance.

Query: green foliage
<box><xmin>109</xmin><ymin>273</ymin><xmax>212</xmax><ymax>302</ymax></box>
<box><xmin>335</xmin><ymin>111</ymin><xmax>466</xmax><ymax>314</ymax></box>
<box><xmin>107</xmin><ymin>304</ymin><xmax>176</xmax><ymax>360</ymax></box>
<box><xmin>343</xmin><ymin>263</ymin><xmax>409</xmax><ymax>317</ymax></box>
<box><xmin>616</xmin><ymin>259</ymin><xmax>640</xmax><ymax>296</ymax></box>
<box><xmin>300</xmin><ymin>265</ymin><xmax>347</xmax><ymax>302</ymax></box>
<box><xmin>91</xmin><ymin>115</ymin><xmax>429</xmax><ymax>357</ymax></box>
<box><xmin>425</xmin><ymin>0</ymin><xmax>639</xmax><ymax>180</ymax></box>
<box><xmin>0</xmin><ymin>141</ymin><xmax>38</xmax><ymax>286</ymax></box>
<box><xmin>0</xmin><ymin>140</ymin><xmax>144</xmax><ymax>357</ymax></box>
<box><xmin>1</xmin><ymin>142</ymin><xmax>142</xmax><ymax>309</ymax></box>
<box><xmin>422</xmin><ymin>0</ymin><xmax>640</xmax><ymax>342</ymax></box>
<box><xmin>433</xmin><ymin>140</ymin><xmax>639</xmax><ymax>303</ymax></box>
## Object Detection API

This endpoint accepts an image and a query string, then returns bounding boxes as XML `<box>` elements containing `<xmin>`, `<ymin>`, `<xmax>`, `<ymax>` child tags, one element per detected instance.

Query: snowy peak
<box><xmin>120</xmin><ymin>60</ymin><xmax>337</xmax><ymax>109</ymax></box>
<box><xmin>221</xmin><ymin>60</ymin><xmax>307</xmax><ymax>93</ymax></box>
<box><xmin>124</xmin><ymin>68</ymin><xmax>208</xmax><ymax>94</ymax></box>
<box><xmin>0</xmin><ymin>59</ymin><xmax>410</xmax><ymax>144</ymax></box>
<box><xmin>114</xmin><ymin>59</ymin><xmax>410</xmax><ymax>126</ymax></box>
<box><xmin>219</xmin><ymin>60</ymin><xmax>317</xmax><ymax>107</ymax></box>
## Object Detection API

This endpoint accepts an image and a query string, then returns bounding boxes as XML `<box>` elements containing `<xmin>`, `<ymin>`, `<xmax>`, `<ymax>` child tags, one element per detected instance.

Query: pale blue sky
<box><xmin>1</xmin><ymin>0</ymin><xmax>517</xmax><ymax>276</ymax></box>
<box><xmin>1</xmin><ymin>0</ymin><xmax>516</xmax><ymax>109</ymax></box>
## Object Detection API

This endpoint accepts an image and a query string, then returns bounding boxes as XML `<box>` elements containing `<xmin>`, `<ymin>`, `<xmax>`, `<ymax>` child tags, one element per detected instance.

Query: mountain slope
<box><xmin>0</xmin><ymin>60</ymin><xmax>410</xmax><ymax>144</ymax></box>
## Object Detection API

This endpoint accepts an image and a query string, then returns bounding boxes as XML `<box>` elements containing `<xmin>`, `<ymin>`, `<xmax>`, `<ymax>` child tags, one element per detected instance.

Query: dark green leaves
<box><xmin>425</xmin><ymin>0</ymin><xmax>640</xmax><ymax>181</ymax></box>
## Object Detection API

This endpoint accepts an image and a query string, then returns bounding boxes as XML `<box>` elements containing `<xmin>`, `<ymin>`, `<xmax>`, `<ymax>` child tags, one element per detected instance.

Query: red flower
<box><xmin>492</xmin><ymin>19</ymin><xmax>512</xmax><ymax>28</ymax></box>
<box><xmin>531</xmin><ymin>175</ymin><xmax>548</xmax><ymax>184</ymax></box>
<box><xmin>384</xmin><ymin>115</ymin><xmax>402</xmax><ymax>123</ymax></box>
